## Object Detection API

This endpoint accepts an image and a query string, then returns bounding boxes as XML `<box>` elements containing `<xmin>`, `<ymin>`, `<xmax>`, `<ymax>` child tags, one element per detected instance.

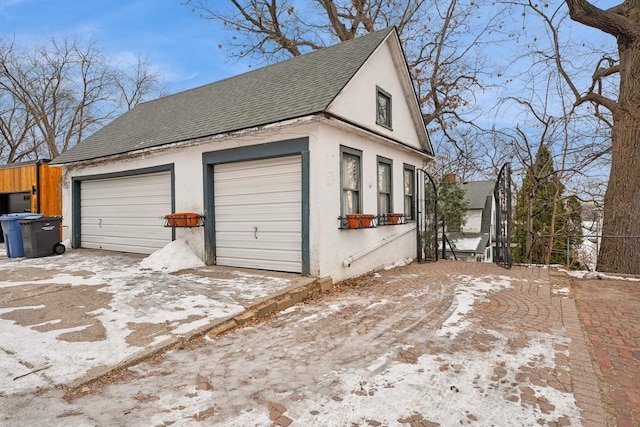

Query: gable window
<box><xmin>404</xmin><ymin>164</ymin><xmax>415</xmax><ymax>220</ymax></box>
<box><xmin>341</xmin><ymin>146</ymin><xmax>362</xmax><ymax>215</ymax></box>
<box><xmin>376</xmin><ymin>87</ymin><xmax>392</xmax><ymax>129</ymax></box>
<box><xmin>378</xmin><ymin>156</ymin><xmax>393</xmax><ymax>216</ymax></box>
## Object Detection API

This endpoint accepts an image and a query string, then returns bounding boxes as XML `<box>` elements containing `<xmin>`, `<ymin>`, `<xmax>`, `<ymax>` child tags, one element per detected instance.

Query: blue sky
<box><xmin>0</xmin><ymin>0</ymin><xmax>248</xmax><ymax>93</ymax></box>
<box><xmin>1</xmin><ymin>0</ymin><xmax>619</xmax><ymax>98</ymax></box>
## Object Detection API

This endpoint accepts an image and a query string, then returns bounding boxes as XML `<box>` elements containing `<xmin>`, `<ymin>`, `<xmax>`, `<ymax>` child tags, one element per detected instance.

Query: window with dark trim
<box><xmin>403</xmin><ymin>164</ymin><xmax>415</xmax><ymax>220</ymax></box>
<box><xmin>377</xmin><ymin>156</ymin><xmax>393</xmax><ymax>216</ymax></box>
<box><xmin>376</xmin><ymin>87</ymin><xmax>392</xmax><ymax>129</ymax></box>
<box><xmin>341</xmin><ymin>146</ymin><xmax>362</xmax><ymax>215</ymax></box>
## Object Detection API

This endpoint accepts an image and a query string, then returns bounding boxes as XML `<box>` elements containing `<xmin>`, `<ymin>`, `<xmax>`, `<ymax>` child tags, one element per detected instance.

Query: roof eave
<box><xmin>52</xmin><ymin>115</ymin><xmax>323</xmax><ymax>167</ymax></box>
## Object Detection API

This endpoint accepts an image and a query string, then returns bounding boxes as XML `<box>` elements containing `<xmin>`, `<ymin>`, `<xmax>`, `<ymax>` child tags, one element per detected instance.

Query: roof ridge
<box><xmin>140</xmin><ymin>27</ymin><xmax>395</xmax><ymax>107</ymax></box>
<box><xmin>51</xmin><ymin>27</ymin><xmax>395</xmax><ymax>165</ymax></box>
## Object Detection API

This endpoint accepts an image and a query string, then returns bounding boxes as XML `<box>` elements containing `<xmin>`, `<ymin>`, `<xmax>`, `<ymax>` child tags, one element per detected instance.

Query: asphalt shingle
<box><xmin>52</xmin><ymin>28</ymin><xmax>396</xmax><ymax>165</ymax></box>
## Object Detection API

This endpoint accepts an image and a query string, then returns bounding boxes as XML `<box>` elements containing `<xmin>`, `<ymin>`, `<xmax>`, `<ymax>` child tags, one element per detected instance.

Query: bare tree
<box><xmin>184</xmin><ymin>0</ymin><xmax>505</xmax><ymax>175</ymax></box>
<box><xmin>114</xmin><ymin>55</ymin><xmax>168</xmax><ymax>111</ymax></box>
<box><xmin>0</xmin><ymin>96</ymin><xmax>39</xmax><ymax>163</ymax></box>
<box><xmin>0</xmin><ymin>36</ymin><xmax>166</xmax><ymax>162</ymax></box>
<box><xmin>557</xmin><ymin>0</ymin><xmax>640</xmax><ymax>274</ymax></box>
<box><xmin>0</xmin><ymin>36</ymin><xmax>112</xmax><ymax>159</ymax></box>
<box><xmin>494</xmin><ymin>1</ymin><xmax>627</xmax><ymax>270</ymax></box>
<box><xmin>504</xmin><ymin>0</ymin><xmax>638</xmax><ymax>273</ymax></box>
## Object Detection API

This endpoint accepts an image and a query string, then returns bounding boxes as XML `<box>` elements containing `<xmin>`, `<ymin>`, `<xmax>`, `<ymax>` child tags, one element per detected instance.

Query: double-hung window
<box><xmin>403</xmin><ymin>164</ymin><xmax>415</xmax><ymax>220</ymax></box>
<box><xmin>377</xmin><ymin>156</ymin><xmax>393</xmax><ymax>217</ymax></box>
<box><xmin>376</xmin><ymin>87</ymin><xmax>392</xmax><ymax>129</ymax></box>
<box><xmin>341</xmin><ymin>146</ymin><xmax>362</xmax><ymax>216</ymax></box>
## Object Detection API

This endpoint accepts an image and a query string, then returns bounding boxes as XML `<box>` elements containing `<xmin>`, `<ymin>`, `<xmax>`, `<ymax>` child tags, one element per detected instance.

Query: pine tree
<box><xmin>438</xmin><ymin>174</ymin><xmax>468</xmax><ymax>232</ymax></box>
<box><xmin>513</xmin><ymin>146</ymin><xmax>582</xmax><ymax>265</ymax></box>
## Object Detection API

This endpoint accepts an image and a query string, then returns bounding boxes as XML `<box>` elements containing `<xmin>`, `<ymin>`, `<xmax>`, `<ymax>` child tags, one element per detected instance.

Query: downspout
<box><xmin>343</xmin><ymin>224</ymin><xmax>416</xmax><ymax>267</ymax></box>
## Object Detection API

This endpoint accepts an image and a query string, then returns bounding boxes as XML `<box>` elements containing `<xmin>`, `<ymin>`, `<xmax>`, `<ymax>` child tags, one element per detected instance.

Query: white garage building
<box><xmin>51</xmin><ymin>27</ymin><xmax>433</xmax><ymax>282</ymax></box>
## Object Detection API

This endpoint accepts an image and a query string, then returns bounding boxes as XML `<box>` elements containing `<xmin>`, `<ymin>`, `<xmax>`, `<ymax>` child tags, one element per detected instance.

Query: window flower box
<box><xmin>389</xmin><ymin>213</ymin><xmax>404</xmax><ymax>224</ymax></box>
<box><xmin>346</xmin><ymin>213</ymin><xmax>375</xmax><ymax>229</ymax></box>
<box><xmin>163</xmin><ymin>212</ymin><xmax>204</xmax><ymax>228</ymax></box>
<box><xmin>378</xmin><ymin>213</ymin><xmax>405</xmax><ymax>225</ymax></box>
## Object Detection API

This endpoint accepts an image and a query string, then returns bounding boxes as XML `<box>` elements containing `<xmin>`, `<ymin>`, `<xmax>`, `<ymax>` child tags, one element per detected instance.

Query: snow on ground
<box><xmin>1</xmin><ymin>271</ymin><xmax>581</xmax><ymax>426</ymax></box>
<box><xmin>451</xmin><ymin>236</ymin><xmax>482</xmax><ymax>251</ymax></box>
<box><xmin>437</xmin><ymin>274</ymin><xmax>512</xmax><ymax>338</ymax></box>
<box><xmin>213</xmin><ymin>274</ymin><xmax>579</xmax><ymax>426</ymax></box>
<box><xmin>0</xmin><ymin>240</ymin><xmax>292</xmax><ymax>394</ymax></box>
<box><xmin>264</xmin><ymin>333</ymin><xmax>578</xmax><ymax>427</ymax></box>
<box><xmin>1</xmin><ymin>250</ymin><xmax>583</xmax><ymax>426</ymax></box>
<box><xmin>560</xmin><ymin>268</ymin><xmax>640</xmax><ymax>281</ymax></box>
<box><xmin>383</xmin><ymin>257</ymin><xmax>413</xmax><ymax>270</ymax></box>
<box><xmin>139</xmin><ymin>239</ymin><xmax>205</xmax><ymax>272</ymax></box>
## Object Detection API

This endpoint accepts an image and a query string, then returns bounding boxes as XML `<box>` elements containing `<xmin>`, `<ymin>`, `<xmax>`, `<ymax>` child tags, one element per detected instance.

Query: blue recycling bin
<box><xmin>0</xmin><ymin>213</ymin><xmax>43</xmax><ymax>258</ymax></box>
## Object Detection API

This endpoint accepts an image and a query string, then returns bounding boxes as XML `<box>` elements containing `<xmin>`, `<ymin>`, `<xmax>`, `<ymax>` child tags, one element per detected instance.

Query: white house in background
<box><xmin>50</xmin><ymin>28</ymin><xmax>434</xmax><ymax>282</ymax></box>
<box><xmin>576</xmin><ymin>204</ymin><xmax>603</xmax><ymax>270</ymax></box>
<box><xmin>446</xmin><ymin>180</ymin><xmax>496</xmax><ymax>262</ymax></box>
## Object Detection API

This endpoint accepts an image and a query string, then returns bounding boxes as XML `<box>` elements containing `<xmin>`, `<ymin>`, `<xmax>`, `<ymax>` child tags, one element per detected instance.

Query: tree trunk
<box><xmin>546</xmin><ymin>183</ymin><xmax>561</xmax><ymax>265</ymax></box>
<box><xmin>597</xmin><ymin>39</ymin><xmax>640</xmax><ymax>274</ymax></box>
<box><xmin>526</xmin><ymin>195</ymin><xmax>533</xmax><ymax>264</ymax></box>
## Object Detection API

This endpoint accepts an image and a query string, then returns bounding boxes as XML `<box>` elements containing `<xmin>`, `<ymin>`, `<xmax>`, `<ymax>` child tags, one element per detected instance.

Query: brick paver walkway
<box><xmin>0</xmin><ymin>260</ymin><xmax>621</xmax><ymax>426</ymax></box>
<box><xmin>572</xmin><ymin>276</ymin><xmax>640</xmax><ymax>427</ymax></box>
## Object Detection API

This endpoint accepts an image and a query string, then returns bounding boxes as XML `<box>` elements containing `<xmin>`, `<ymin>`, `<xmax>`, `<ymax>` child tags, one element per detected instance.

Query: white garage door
<box><xmin>214</xmin><ymin>156</ymin><xmax>302</xmax><ymax>273</ymax></box>
<box><xmin>80</xmin><ymin>171</ymin><xmax>172</xmax><ymax>254</ymax></box>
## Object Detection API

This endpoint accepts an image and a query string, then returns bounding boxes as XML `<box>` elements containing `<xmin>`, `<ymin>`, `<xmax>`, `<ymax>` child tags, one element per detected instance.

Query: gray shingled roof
<box><xmin>460</xmin><ymin>180</ymin><xmax>496</xmax><ymax>210</ymax></box>
<box><xmin>51</xmin><ymin>28</ymin><xmax>396</xmax><ymax>165</ymax></box>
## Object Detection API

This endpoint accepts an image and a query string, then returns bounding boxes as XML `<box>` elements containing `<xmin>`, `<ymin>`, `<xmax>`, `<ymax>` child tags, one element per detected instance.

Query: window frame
<box><xmin>340</xmin><ymin>146</ymin><xmax>363</xmax><ymax>217</ymax></box>
<box><xmin>376</xmin><ymin>86</ymin><xmax>392</xmax><ymax>129</ymax></box>
<box><xmin>377</xmin><ymin>156</ymin><xmax>393</xmax><ymax>218</ymax></box>
<box><xmin>403</xmin><ymin>164</ymin><xmax>415</xmax><ymax>221</ymax></box>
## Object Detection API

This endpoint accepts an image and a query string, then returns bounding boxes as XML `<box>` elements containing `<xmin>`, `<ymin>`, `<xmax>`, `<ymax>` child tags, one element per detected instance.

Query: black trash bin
<box><xmin>18</xmin><ymin>216</ymin><xmax>66</xmax><ymax>258</ymax></box>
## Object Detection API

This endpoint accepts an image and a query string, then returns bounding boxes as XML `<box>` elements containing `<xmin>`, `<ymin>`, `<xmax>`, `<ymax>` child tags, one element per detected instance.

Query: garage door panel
<box><xmin>80</xmin><ymin>171</ymin><xmax>172</xmax><ymax>254</ymax></box>
<box><xmin>82</xmin><ymin>183</ymin><xmax>169</xmax><ymax>197</ymax></box>
<box><xmin>216</xmin><ymin>232</ymin><xmax>300</xmax><ymax>247</ymax></box>
<box><xmin>215</xmin><ymin>208</ymin><xmax>301</xmax><ymax>223</ymax></box>
<box><xmin>215</xmin><ymin>159</ymin><xmax>299</xmax><ymax>179</ymax></box>
<box><xmin>81</xmin><ymin>214</ymin><xmax>166</xmax><ymax>223</ymax></box>
<box><xmin>81</xmin><ymin>237</ymin><xmax>167</xmax><ymax>254</ymax></box>
<box><xmin>216</xmin><ymin>258</ymin><xmax>300</xmax><ymax>272</ymax></box>
<box><xmin>214</xmin><ymin>190</ymin><xmax>300</xmax><ymax>205</ymax></box>
<box><xmin>217</xmin><ymin>248</ymin><xmax>300</xmax><ymax>262</ymax></box>
<box><xmin>214</xmin><ymin>156</ymin><xmax>302</xmax><ymax>273</ymax></box>
<box><xmin>214</xmin><ymin>221</ymin><xmax>301</xmax><ymax>234</ymax></box>
<box><xmin>82</xmin><ymin>223</ymin><xmax>167</xmax><ymax>235</ymax></box>
<box><xmin>82</xmin><ymin>197</ymin><xmax>168</xmax><ymax>208</ymax></box>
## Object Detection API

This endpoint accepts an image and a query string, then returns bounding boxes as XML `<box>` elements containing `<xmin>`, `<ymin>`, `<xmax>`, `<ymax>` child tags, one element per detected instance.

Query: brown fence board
<box><xmin>0</xmin><ymin>163</ymin><xmax>62</xmax><ymax>216</ymax></box>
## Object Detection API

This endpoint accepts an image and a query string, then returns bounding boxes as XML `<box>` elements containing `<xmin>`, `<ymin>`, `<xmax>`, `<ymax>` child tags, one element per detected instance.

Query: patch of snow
<box><xmin>383</xmin><ymin>257</ymin><xmax>413</xmax><ymax>270</ymax></box>
<box><xmin>139</xmin><ymin>239</ymin><xmax>204</xmax><ymax>273</ymax></box>
<box><xmin>0</xmin><ymin>246</ymin><xmax>277</xmax><ymax>394</ymax></box>
<box><xmin>559</xmin><ymin>268</ymin><xmax>640</xmax><ymax>282</ymax></box>
<box><xmin>452</xmin><ymin>236</ymin><xmax>482</xmax><ymax>251</ymax></box>
<box><xmin>438</xmin><ymin>275</ymin><xmax>512</xmax><ymax>338</ymax></box>
<box><xmin>274</xmin><ymin>333</ymin><xmax>579</xmax><ymax>426</ymax></box>
<box><xmin>0</xmin><ymin>304</ymin><xmax>45</xmax><ymax>314</ymax></box>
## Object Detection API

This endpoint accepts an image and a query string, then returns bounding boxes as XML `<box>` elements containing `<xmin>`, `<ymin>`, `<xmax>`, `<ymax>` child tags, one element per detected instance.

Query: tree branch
<box><xmin>566</xmin><ymin>0</ymin><xmax>640</xmax><ymax>43</ymax></box>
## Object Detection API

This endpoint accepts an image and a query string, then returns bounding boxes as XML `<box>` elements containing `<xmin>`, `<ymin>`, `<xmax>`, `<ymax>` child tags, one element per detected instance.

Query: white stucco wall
<box><xmin>60</xmin><ymin>120</ymin><xmax>321</xmax><ymax>262</ymax></box>
<box><xmin>60</xmin><ymin>33</ymin><xmax>433</xmax><ymax>282</ymax></box>
<box><xmin>60</xmin><ymin>117</ymin><xmax>428</xmax><ymax>282</ymax></box>
<box><xmin>310</xmin><ymin>120</ymin><xmax>427</xmax><ymax>281</ymax></box>
<box><xmin>462</xmin><ymin>210</ymin><xmax>483</xmax><ymax>233</ymax></box>
<box><xmin>326</xmin><ymin>38</ymin><xmax>425</xmax><ymax>152</ymax></box>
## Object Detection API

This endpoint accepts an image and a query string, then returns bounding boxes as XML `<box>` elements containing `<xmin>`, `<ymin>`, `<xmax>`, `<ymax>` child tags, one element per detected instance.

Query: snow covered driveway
<box><xmin>2</xmin><ymin>260</ymin><xmax>590</xmax><ymax>426</ymax></box>
<box><xmin>0</xmin><ymin>242</ymin><xmax>310</xmax><ymax>395</ymax></box>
